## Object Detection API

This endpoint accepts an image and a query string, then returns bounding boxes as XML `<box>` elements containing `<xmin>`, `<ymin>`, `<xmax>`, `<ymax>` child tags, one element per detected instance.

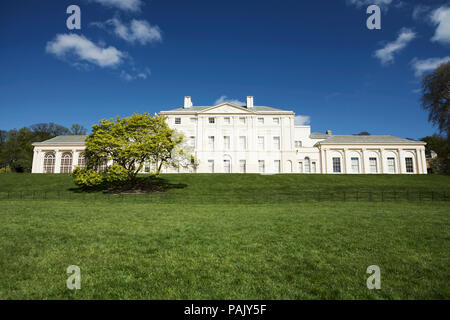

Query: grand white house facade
<box><xmin>31</xmin><ymin>96</ymin><xmax>427</xmax><ymax>174</ymax></box>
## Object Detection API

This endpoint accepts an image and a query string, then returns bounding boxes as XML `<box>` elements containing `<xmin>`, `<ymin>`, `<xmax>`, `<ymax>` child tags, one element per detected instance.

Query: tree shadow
<box><xmin>68</xmin><ymin>175</ymin><xmax>187</xmax><ymax>194</ymax></box>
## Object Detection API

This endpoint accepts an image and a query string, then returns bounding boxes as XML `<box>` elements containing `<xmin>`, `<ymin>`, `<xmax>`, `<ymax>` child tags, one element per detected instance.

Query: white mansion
<box><xmin>31</xmin><ymin>96</ymin><xmax>427</xmax><ymax>174</ymax></box>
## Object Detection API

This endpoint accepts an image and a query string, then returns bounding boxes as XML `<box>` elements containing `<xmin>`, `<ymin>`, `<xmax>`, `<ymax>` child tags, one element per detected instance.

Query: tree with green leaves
<box><xmin>74</xmin><ymin>113</ymin><xmax>195</xmax><ymax>187</ymax></box>
<box><xmin>421</xmin><ymin>134</ymin><xmax>449</xmax><ymax>174</ymax></box>
<box><xmin>421</xmin><ymin>62</ymin><xmax>450</xmax><ymax>138</ymax></box>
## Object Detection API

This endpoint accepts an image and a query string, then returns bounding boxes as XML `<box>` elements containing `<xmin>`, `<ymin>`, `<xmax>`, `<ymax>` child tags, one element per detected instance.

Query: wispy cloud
<box><xmin>214</xmin><ymin>95</ymin><xmax>246</xmax><ymax>106</ymax></box>
<box><xmin>412</xmin><ymin>4</ymin><xmax>431</xmax><ymax>20</ymax></box>
<box><xmin>120</xmin><ymin>67</ymin><xmax>151</xmax><ymax>81</ymax></box>
<box><xmin>347</xmin><ymin>0</ymin><xmax>393</xmax><ymax>9</ymax></box>
<box><xmin>294</xmin><ymin>115</ymin><xmax>311</xmax><ymax>126</ymax></box>
<box><xmin>411</xmin><ymin>56</ymin><xmax>450</xmax><ymax>77</ymax></box>
<box><xmin>90</xmin><ymin>0</ymin><xmax>143</xmax><ymax>12</ymax></box>
<box><xmin>46</xmin><ymin>33</ymin><xmax>124</xmax><ymax>68</ymax></box>
<box><xmin>92</xmin><ymin>18</ymin><xmax>162</xmax><ymax>45</ymax></box>
<box><xmin>430</xmin><ymin>6</ymin><xmax>450</xmax><ymax>45</ymax></box>
<box><xmin>374</xmin><ymin>28</ymin><xmax>416</xmax><ymax>65</ymax></box>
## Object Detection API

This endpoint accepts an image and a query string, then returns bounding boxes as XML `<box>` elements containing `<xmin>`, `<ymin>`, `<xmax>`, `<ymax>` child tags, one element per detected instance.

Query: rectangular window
<box><xmin>224</xmin><ymin>117</ymin><xmax>231</xmax><ymax>124</ymax></box>
<box><xmin>273</xmin><ymin>118</ymin><xmax>280</xmax><ymax>124</ymax></box>
<box><xmin>208</xmin><ymin>136</ymin><xmax>215</xmax><ymax>150</ymax></box>
<box><xmin>369</xmin><ymin>157</ymin><xmax>377</xmax><ymax>173</ymax></box>
<box><xmin>311</xmin><ymin>162</ymin><xmax>316</xmax><ymax>173</ymax></box>
<box><xmin>295</xmin><ymin>141</ymin><xmax>302</xmax><ymax>148</ymax></box>
<box><xmin>258</xmin><ymin>117</ymin><xmax>264</xmax><ymax>124</ymax></box>
<box><xmin>258</xmin><ymin>160</ymin><xmax>265</xmax><ymax>173</ymax></box>
<box><xmin>298</xmin><ymin>162</ymin><xmax>303</xmax><ymax>173</ymax></box>
<box><xmin>332</xmin><ymin>157</ymin><xmax>341</xmax><ymax>173</ymax></box>
<box><xmin>273</xmin><ymin>136</ymin><xmax>280</xmax><ymax>150</ymax></box>
<box><xmin>257</xmin><ymin>136</ymin><xmax>264</xmax><ymax>150</ymax></box>
<box><xmin>223</xmin><ymin>136</ymin><xmax>230</xmax><ymax>150</ymax></box>
<box><xmin>351</xmin><ymin>157</ymin><xmax>360</xmax><ymax>173</ymax></box>
<box><xmin>208</xmin><ymin>160</ymin><xmax>214</xmax><ymax>173</ymax></box>
<box><xmin>190</xmin><ymin>117</ymin><xmax>197</xmax><ymax>124</ymax></box>
<box><xmin>223</xmin><ymin>160</ymin><xmax>231</xmax><ymax>173</ymax></box>
<box><xmin>304</xmin><ymin>158</ymin><xmax>310</xmax><ymax>173</ymax></box>
<box><xmin>239</xmin><ymin>160</ymin><xmax>246</xmax><ymax>173</ymax></box>
<box><xmin>175</xmin><ymin>118</ymin><xmax>181</xmax><ymax>124</ymax></box>
<box><xmin>239</xmin><ymin>136</ymin><xmax>247</xmax><ymax>150</ymax></box>
<box><xmin>387</xmin><ymin>157</ymin><xmax>396</xmax><ymax>173</ymax></box>
<box><xmin>189</xmin><ymin>136</ymin><xmax>196</xmax><ymax>148</ymax></box>
<box><xmin>239</xmin><ymin>117</ymin><xmax>246</xmax><ymax>124</ymax></box>
<box><xmin>274</xmin><ymin>160</ymin><xmax>281</xmax><ymax>173</ymax></box>
<box><xmin>405</xmin><ymin>157</ymin><xmax>414</xmax><ymax>173</ymax></box>
<box><xmin>208</xmin><ymin>117</ymin><xmax>215</xmax><ymax>124</ymax></box>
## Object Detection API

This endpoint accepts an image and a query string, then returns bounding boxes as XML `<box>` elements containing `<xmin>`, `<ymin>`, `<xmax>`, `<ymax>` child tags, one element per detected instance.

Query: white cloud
<box><xmin>214</xmin><ymin>95</ymin><xmax>246</xmax><ymax>106</ymax></box>
<box><xmin>430</xmin><ymin>6</ymin><xmax>450</xmax><ymax>45</ymax></box>
<box><xmin>93</xmin><ymin>18</ymin><xmax>162</xmax><ymax>45</ymax></box>
<box><xmin>411</xmin><ymin>56</ymin><xmax>450</xmax><ymax>77</ymax></box>
<box><xmin>90</xmin><ymin>0</ymin><xmax>143</xmax><ymax>12</ymax></box>
<box><xmin>294</xmin><ymin>115</ymin><xmax>311</xmax><ymax>126</ymax></box>
<box><xmin>46</xmin><ymin>33</ymin><xmax>124</xmax><ymax>68</ymax></box>
<box><xmin>412</xmin><ymin>5</ymin><xmax>431</xmax><ymax>20</ymax></box>
<box><xmin>120</xmin><ymin>67</ymin><xmax>151</xmax><ymax>81</ymax></box>
<box><xmin>347</xmin><ymin>0</ymin><xmax>393</xmax><ymax>9</ymax></box>
<box><xmin>374</xmin><ymin>28</ymin><xmax>416</xmax><ymax>65</ymax></box>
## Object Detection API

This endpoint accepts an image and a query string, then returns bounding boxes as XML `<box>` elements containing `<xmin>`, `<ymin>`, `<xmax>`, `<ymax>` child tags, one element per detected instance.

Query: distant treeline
<box><xmin>0</xmin><ymin>123</ymin><xmax>87</xmax><ymax>173</ymax></box>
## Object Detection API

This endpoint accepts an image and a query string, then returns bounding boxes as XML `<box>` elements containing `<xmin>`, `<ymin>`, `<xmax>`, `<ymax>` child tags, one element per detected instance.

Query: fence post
<box><xmin>381</xmin><ymin>191</ymin><xmax>384</xmax><ymax>202</ymax></box>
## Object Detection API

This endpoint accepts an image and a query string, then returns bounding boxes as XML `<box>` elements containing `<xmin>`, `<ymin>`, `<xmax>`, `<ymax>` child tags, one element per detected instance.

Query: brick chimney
<box><xmin>184</xmin><ymin>96</ymin><xmax>193</xmax><ymax>109</ymax></box>
<box><xmin>246</xmin><ymin>96</ymin><xmax>254</xmax><ymax>108</ymax></box>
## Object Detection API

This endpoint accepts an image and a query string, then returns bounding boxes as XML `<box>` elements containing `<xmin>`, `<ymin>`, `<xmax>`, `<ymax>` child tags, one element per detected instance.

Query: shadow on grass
<box><xmin>68</xmin><ymin>175</ymin><xmax>187</xmax><ymax>194</ymax></box>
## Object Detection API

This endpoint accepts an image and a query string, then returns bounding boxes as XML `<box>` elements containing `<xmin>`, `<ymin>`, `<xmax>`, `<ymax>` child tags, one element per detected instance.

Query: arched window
<box><xmin>60</xmin><ymin>152</ymin><xmax>73</xmax><ymax>173</ymax></box>
<box><xmin>43</xmin><ymin>152</ymin><xmax>55</xmax><ymax>173</ymax></box>
<box><xmin>77</xmin><ymin>153</ymin><xmax>86</xmax><ymax>168</ymax></box>
<box><xmin>304</xmin><ymin>157</ymin><xmax>311</xmax><ymax>173</ymax></box>
<box><xmin>286</xmin><ymin>160</ymin><xmax>292</xmax><ymax>173</ymax></box>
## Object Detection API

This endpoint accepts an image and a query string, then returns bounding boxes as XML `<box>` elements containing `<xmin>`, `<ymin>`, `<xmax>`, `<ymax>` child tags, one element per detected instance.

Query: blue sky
<box><xmin>0</xmin><ymin>0</ymin><xmax>449</xmax><ymax>139</ymax></box>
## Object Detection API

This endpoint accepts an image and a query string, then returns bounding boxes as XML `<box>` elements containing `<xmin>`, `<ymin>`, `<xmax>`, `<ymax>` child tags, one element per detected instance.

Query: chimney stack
<box><xmin>246</xmin><ymin>96</ymin><xmax>254</xmax><ymax>108</ymax></box>
<box><xmin>326</xmin><ymin>130</ymin><xmax>332</xmax><ymax>135</ymax></box>
<box><xmin>184</xmin><ymin>96</ymin><xmax>193</xmax><ymax>109</ymax></box>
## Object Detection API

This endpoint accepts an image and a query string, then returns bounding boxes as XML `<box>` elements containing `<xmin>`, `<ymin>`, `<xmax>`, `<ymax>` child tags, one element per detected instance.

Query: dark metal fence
<box><xmin>0</xmin><ymin>190</ymin><xmax>448</xmax><ymax>203</ymax></box>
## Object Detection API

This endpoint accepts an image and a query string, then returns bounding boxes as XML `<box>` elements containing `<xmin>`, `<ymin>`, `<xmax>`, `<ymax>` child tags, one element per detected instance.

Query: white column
<box><xmin>361</xmin><ymin>148</ymin><xmax>366</xmax><ymax>174</ymax></box>
<box><xmin>32</xmin><ymin>149</ymin><xmax>40</xmax><ymax>173</ymax></box>
<box><xmin>343</xmin><ymin>148</ymin><xmax>348</xmax><ymax>174</ymax></box>
<box><xmin>415</xmin><ymin>148</ymin><xmax>421</xmax><ymax>174</ymax></box>
<box><xmin>54</xmin><ymin>149</ymin><xmax>61</xmax><ymax>174</ymax></box>
<box><xmin>379</xmin><ymin>148</ymin><xmax>384</xmax><ymax>174</ymax></box>
<box><xmin>421</xmin><ymin>148</ymin><xmax>427</xmax><ymax>174</ymax></box>
<box><xmin>73</xmin><ymin>149</ymin><xmax>79</xmax><ymax>170</ymax></box>
<box><xmin>398</xmin><ymin>149</ymin><xmax>405</xmax><ymax>174</ymax></box>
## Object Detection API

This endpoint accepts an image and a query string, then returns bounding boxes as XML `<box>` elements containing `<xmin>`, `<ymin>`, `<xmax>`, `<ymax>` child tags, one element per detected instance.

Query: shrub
<box><xmin>105</xmin><ymin>164</ymin><xmax>129</xmax><ymax>185</ymax></box>
<box><xmin>72</xmin><ymin>167</ymin><xmax>104</xmax><ymax>187</ymax></box>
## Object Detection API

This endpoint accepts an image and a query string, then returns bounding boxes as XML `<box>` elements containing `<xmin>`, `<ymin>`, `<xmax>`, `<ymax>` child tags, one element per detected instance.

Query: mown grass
<box><xmin>0</xmin><ymin>174</ymin><xmax>449</xmax><ymax>299</ymax></box>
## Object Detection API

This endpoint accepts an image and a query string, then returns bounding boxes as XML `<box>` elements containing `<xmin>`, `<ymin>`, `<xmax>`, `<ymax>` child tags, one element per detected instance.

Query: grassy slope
<box><xmin>0</xmin><ymin>174</ymin><xmax>449</xmax><ymax>299</ymax></box>
<box><xmin>1</xmin><ymin>173</ymin><xmax>450</xmax><ymax>194</ymax></box>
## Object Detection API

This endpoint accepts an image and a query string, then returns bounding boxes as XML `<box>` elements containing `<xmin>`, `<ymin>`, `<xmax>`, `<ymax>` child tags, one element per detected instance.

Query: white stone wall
<box><xmin>30</xmin><ymin>104</ymin><xmax>427</xmax><ymax>175</ymax></box>
<box><xmin>320</xmin><ymin>145</ymin><xmax>427</xmax><ymax>174</ymax></box>
<box><xmin>31</xmin><ymin>146</ymin><xmax>86</xmax><ymax>173</ymax></box>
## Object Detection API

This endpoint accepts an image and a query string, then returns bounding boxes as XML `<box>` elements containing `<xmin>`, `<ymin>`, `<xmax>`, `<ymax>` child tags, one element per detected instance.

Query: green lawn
<box><xmin>0</xmin><ymin>174</ymin><xmax>449</xmax><ymax>299</ymax></box>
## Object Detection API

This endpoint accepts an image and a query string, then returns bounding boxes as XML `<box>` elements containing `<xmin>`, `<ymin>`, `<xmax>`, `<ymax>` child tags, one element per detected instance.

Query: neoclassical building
<box><xmin>31</xmin><ymin>96</ymin><xmax>427</xmax><ymax>174</ymax></box>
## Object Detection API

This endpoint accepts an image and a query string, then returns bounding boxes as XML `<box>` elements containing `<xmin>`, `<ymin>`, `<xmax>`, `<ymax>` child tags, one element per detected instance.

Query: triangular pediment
<box><xmin>200</xmin><ymin>103</ymin><xmax>253</xmax><ymax>114</ymax></box>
